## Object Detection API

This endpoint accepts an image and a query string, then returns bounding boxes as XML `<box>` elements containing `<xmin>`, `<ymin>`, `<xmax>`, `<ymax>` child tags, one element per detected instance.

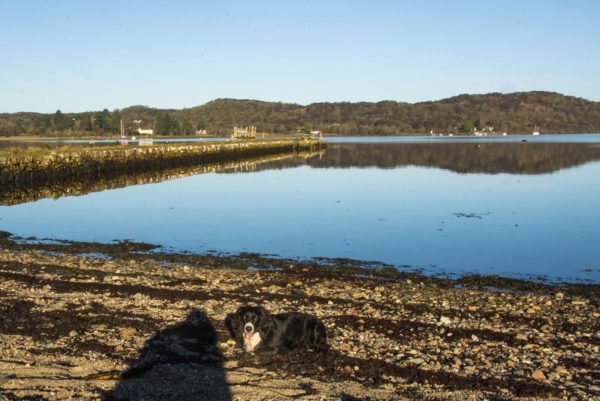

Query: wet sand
<box><xmin>0</xmin><ymin>234</ymin><xmax>598</xmax><ymax>400</ymax></box>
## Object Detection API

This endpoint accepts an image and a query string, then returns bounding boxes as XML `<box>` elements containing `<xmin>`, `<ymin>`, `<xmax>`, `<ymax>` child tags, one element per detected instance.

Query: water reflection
<box><xmin>253</xmin><ymin>142</ymin><xmax>600</xmax><ymax>174</ymax></box>
<box><xmin>0</xmin><ymin>151</ymin><xmax>321</xmax><ymax>205</ymax></box>
<box><xmin>1</xmin><ymin>137</ymin><xmax>599</xmax><ymax>283</ymax></box>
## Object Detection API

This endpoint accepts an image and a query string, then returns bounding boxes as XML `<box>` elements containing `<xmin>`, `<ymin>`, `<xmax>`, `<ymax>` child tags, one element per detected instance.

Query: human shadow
<box><xmin>104</xmin><ymin>309</ymin><xmax>231</xmax><ymax>401</ymax></box>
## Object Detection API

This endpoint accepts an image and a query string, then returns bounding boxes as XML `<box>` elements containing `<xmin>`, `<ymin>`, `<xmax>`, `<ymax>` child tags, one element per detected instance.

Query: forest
<box><xmin>1</xmin><ymin>91</ymin><xmax>599</xmax><ymax>136</ymax></box>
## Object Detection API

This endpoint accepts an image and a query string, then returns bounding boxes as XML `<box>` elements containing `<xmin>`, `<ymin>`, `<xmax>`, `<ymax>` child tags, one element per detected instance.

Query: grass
<box><xmin>0</xmin><ymin>144</ymin><xmax>122</xmax><ymax>159</ymax></box>
<box><xmin>0</xmin><ymin>138</ymin><xmax>317</xmax><ymax>161</ymax></box>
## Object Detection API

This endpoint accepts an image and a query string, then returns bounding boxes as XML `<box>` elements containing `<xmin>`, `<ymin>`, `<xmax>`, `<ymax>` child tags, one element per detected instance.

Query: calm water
<box><xmin>2</xmin><ymin>134</ymin><xmax>600</xmax><ymax>283</ymax></box>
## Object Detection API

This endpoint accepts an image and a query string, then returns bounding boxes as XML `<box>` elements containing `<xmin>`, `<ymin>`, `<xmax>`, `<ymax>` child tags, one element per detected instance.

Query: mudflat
<box><xmin>0</xmin><ymin>235</ymin><xmax>598</xmax><ymax>400</ymax></box>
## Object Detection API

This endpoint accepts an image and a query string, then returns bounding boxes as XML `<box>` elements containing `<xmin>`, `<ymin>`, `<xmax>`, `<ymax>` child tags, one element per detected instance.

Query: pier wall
<box><xmin>0</xmin><ymin>140</ymin><xmax>325</xmax><ymax>191</ymax></box>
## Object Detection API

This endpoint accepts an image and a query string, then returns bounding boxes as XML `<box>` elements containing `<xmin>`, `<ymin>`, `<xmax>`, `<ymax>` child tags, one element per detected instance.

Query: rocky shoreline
<box><xmin>0</xmin><ymin>234</ymin><xmax>598</xmax><ymax>400</ymax></box>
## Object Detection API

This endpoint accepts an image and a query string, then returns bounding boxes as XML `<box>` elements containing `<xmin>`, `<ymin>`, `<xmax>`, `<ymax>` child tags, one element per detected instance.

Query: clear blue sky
<box><xmin>1</xmin><ymin>0</ymin><xmax>599</xmax><ymax>113</ymax></box>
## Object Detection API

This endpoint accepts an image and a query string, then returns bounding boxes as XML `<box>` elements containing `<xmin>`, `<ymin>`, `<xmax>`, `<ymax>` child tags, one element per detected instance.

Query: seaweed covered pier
<box><xmin>0</xmin><ymin>140</ymin><xmax>325</xmax><ymax>198</ymax></box>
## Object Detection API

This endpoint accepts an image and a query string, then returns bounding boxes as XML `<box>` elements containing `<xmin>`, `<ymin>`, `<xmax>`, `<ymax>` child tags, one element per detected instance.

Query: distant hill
<box><xmin>1</xmin><ymin>91</ymin><xmax>599</xmax><ymax>136</ymax></box>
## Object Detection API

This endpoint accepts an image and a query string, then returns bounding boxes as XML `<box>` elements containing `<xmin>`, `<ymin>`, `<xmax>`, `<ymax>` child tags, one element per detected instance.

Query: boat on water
<box><xmin>118</xmin><ymin>120</ymin><xmax>128</xmax><ymax>144</ymax></box>
<box><xmin>532</xmin><ymin>125</ymin><xmax>540</xmax><ymax>136</ymax></box>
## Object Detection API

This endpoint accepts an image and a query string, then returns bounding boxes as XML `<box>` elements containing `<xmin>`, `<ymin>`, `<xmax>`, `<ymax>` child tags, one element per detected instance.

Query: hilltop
<box><xmin>1</xmin><ymin>91</ymin><xmax>600</xmax><ymax>136</ymax></box>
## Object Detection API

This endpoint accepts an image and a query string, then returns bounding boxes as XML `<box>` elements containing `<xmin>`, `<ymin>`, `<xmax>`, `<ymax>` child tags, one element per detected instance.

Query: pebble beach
<box><xmin>0</xmin><ymin>233</ymin><xmax>598</xmax><ymax>400</ymax></box>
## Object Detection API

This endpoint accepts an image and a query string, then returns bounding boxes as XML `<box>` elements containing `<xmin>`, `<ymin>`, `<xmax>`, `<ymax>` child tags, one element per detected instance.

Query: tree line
<box><xmin>1</xmin><ymin>91</ymin><xmax>599</xmax><ymax>136</ymax></box>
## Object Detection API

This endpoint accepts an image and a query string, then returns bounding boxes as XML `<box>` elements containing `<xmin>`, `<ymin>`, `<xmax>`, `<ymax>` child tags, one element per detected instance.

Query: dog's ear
<box><xmin>256</xmin><ymin>307</ymin><xmax>274</xmax><ymax>334</ymax></box>
<box><xmin>225</xmin><ymin>312</ymin><xmax>241</xmax><ymax>342</ymax></box>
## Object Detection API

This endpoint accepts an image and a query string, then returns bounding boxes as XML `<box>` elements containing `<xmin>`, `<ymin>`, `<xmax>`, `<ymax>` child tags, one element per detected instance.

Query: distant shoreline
<box><xmin>2</xmin><ymin>92</ymin><xmax>600</xmax><ymax>137</ymax></box>
<box><xmin>2</xmin><ymin>131</ymin><xmax>600</xmax><ymax>142</ymax></box>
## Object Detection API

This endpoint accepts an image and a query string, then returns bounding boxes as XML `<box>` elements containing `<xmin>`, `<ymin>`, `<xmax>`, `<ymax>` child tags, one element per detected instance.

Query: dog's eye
<box><xmin>244</xmin><ymin>322</ymin><xmax>254</xmax><ymax>333</ymax></box>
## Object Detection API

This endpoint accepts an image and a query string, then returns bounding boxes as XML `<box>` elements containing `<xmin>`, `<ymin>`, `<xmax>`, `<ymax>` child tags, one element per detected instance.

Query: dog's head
<box><xmin>225</xmin><ymin>305</ymin><xmax>274</xmax><ymax>352</ymax></box>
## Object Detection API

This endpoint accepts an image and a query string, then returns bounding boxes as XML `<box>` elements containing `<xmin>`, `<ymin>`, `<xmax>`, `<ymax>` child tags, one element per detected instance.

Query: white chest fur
<box><xmin>243</xmin><ymin>332</ymin><xmax>262</xmax><ymax>352</ymax></box>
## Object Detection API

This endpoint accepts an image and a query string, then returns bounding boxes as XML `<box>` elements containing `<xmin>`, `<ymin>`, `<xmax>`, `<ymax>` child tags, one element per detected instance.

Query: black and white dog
<box><xmin>225</xmin><ymin>305</ymin><xmax>327</xmax><ymax>354</ymax></box>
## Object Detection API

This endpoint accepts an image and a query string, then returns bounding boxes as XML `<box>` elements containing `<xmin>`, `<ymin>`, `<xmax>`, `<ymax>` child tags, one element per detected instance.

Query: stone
<box><xmin>119</xmin><ymin>327</ymin><xmax>138</xmax><ymax>339</ymax></box>
<box><xmin>439</xmin><ymin>316</ymin><xmax>452</xmax><ymax>325</ymax></box>
<box><xmin>531</xmin><ymin>370</ymin><xmax>546</xmax><ymax>380</ymax></box>
<box><xmin>223</xmin><ymin>360</ymin><xmax>239</xmax><ymax>368</ymax></box>
<box><xmin>588</xmin><ymin>385</ymin><xmax>600</xmax><ymax>393</ymax></box>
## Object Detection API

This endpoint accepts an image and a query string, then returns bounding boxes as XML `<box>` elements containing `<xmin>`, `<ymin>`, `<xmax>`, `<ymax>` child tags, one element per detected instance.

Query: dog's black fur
<box><xmin>225</xmin><ymin>305</ymin><xmax>327</xmax><ymax>354</ymax></box>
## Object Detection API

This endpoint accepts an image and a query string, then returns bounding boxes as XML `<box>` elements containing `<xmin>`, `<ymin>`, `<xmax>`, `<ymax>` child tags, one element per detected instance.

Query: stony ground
<box><xmin>0</xmin><ymin>235</ymin><xmax>598</xmax><ymax>401</ymax></box>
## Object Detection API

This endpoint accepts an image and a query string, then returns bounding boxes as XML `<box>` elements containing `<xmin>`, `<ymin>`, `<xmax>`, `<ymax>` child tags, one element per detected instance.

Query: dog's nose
<box><xmin>244</xmin><ymin>323</ymin><xmax>254</xmax><ymax>333</ymax></box>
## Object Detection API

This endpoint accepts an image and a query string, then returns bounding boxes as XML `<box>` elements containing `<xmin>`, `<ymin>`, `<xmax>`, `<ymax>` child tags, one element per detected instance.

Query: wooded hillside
<box><xmin>1</xmin><ymin>91</ymin><xmax>599</xmax><ymax>136</ymax></box>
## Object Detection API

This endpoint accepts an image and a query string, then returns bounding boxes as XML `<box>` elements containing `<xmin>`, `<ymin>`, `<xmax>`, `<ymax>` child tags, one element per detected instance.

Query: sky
<box><xmin>1</xmin><ymin>0</ymin><xmax>599</xmax><ymax>113</ymax></box>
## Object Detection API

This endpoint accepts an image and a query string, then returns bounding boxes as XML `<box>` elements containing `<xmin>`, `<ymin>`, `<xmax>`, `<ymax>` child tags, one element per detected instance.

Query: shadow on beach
<box><xmin>104</xmin><ymin>309</ymin><xmax>231</xmax><ymax>401</ymax></box>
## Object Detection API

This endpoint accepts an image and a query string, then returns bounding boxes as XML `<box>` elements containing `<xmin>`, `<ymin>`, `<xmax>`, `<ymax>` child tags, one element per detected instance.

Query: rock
<box><xmin>531</xmin><ymin>370</ymin><xmax>546</xmax><ymax>380</ymax></box>
<box><xmin>471</xmin><ymin>335</ymin><xmax>479</xmax><ymax>342</ymax></box>
<box><xmin>119</xmin><ymin>327</ymin><xmax>138</xmax><ymax>339</ymax></box>
<box><xmin>588</xmin><ymin>385</ymin><xmax>600</xmax><ymax>393</ymax></box>
<box><xmin>343</xmin><ymin>365</ymin><xmax>353</xmax><ymax>374</ymax></box>
<box><xmin>439</xmin><ymin>316</ymin><xmax>452</xmax><ymax>325</ymax></box>
<box><xmin>571</xmin><ymin>300</ymin><xmax>588</xmax><ymax>305</ymax></box>
<box><xmin>516</xmin><ymin>334</ymin><xmax>528</xmax><ymax>341</ymax></box>
<box><xmin>68</xmin><ymin>330</ymin><xmax>78</xmax><ymax>337</ymax></box>
<box><xmin>467</xmin><ymin>305</ymin><xmax>479</xmax><ymax>312</ymax></box>
<box><xmin>407</xmin><ymin>357</ymin><xmax>425</xmax><ymax>365</ymax></box>
<box><xmin>556</xmin><ymin>366</ymin><xmax>569</xmax><ymax>375</ymax></box>
<box><xmin>555</xmin><ymin>292</ymin><xmax>565</xmax><ymax>299</ymax></box>
<box><xmin>223</xmin><ymin>360</ymin><xmax>239</xmax><ymax>368</ymax></box>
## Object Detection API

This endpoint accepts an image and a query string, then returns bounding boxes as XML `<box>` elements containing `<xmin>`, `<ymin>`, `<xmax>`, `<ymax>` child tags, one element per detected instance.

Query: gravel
<box><xmin>0</xmin><ymin>239</ymin><xmax>598</xmax><ymax>400</ymax></box>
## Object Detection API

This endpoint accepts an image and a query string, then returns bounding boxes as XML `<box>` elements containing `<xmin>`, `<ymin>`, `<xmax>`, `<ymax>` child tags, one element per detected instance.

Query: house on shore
<box><xmin>232</xmin><ymin>126</ymin><xmax>257</xmax><ymax>139</ymax></box>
